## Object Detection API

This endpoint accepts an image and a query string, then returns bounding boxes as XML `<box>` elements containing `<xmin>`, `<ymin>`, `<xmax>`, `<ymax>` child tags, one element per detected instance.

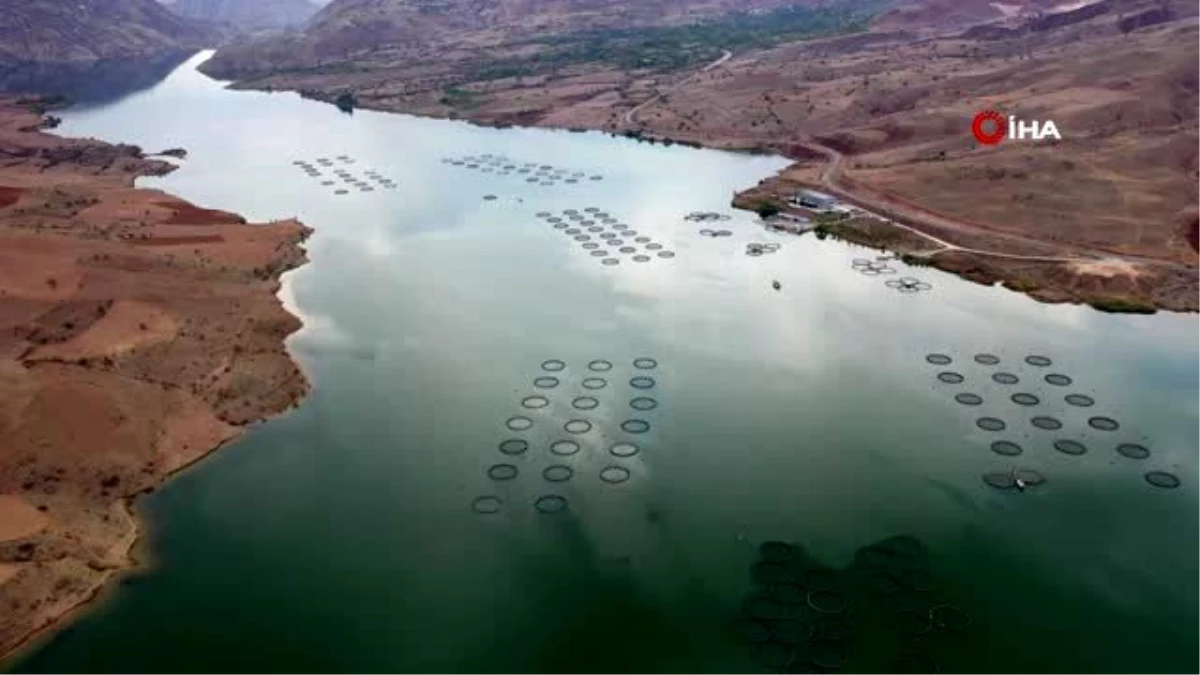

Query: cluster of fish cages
<box><xmin>924</xmin><ymin>352</ymin><xmax>1178</xmax><ymax>490</ymax></box>
<box><xmin>746</xmin><ymin>242</ymin><xmax>782</xmax><ymax>257</ymax></box>
<box><xmin>685</xmin><ymin>211</ymin><xmax>732</xmax><ymax>222</ymax></box>
<box><xmin>292</xmin><ymin>156</ymin><xmax>395</xmax><ymax>195</ymax></box>
<box><xmin>442</xmin><ymin>153</ymin><xmax>603</xmax><ymax>188</ymax></box>
<box><xmin>736</xmin><ymin>536</ymin><xmax>968</xmax><ymax>672</ymax></box>
<box><xmin>537</xmin><ymin>207</ymin><xmax>675</xmax><ymax>266</ymax></box>
<box><xmin>699</xmin><ymin>229</ymin><xmax>734</xmax><ymax>238</ymax></box>
<box><xmin>471</xmin><ymin>358</ymin><xmax>662</xmax><ymax>515</ymax></box>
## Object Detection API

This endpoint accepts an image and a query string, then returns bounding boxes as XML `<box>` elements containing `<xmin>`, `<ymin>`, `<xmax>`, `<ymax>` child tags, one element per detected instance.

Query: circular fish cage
<box><xmin>1065</xmin><ymin>393</ymin><xmax>1096</xmax><ymax>407</ymax></box>
<box><xmin>610</xmin><ymin>442</ymin><xmax>640</xmax><ymax>457</ymax></box>
<box><xmin>581</xmin><ymin>377</ymin><xmax>607</xmax><ymax>390</ymax></box>
<box><xmin>974</xmin><ymin>353</ymin><xmax>1001</xmax><ymax>366</ymax></box>
<box><xmin>1116</xmin><ymin>443</ymin><xmax>1150</xmax><ymax>460</ymax></box>
<box><xmin>471</xmin><ymin>496</ymin><xmax>503</xmax><ymax>514</ymax></box>
<box><xmin>925</xmin><ymin>354</ymin><xmax>953</xmax><ymax>365</ymax></box>
<box><xmin>564</xmin><ymin>419</ymin><xmax>593</xmax><ymax>435</ymax></box>
<box><xmin>533</xmin><ymin>376</ymin><xmax>560</xmax><ymax>389</ymax></box>
<box><xmin>937</xmin><ymin>372</ymin><xmax>965</xmax><ymax>384</ymax></box>
<box><xmin>1013</xmin><ymin>468</ymin><xmax>1045</xmax><ymax>485</ymax></box>
<box><xmin>521</xmin><ymin>395</ymin><xmax>550</xmax><ymax>409</ymax></box>
<box><xmin>487</xmin><ymin>463</ymin><xmax>519</xmax><ymax>481</ymax></box>
<box><xmin>621</xmin><ymin>419</ymin><xmax>651</xmax><ymax>434</ymax></box>
<box><xmin>1011</xmin><ymin>393</ymin><xmax>1040</xmax><ymax>406</ymax></box>
<box><xmin>589</xmin><ymin>250</ymin><xmax>609</xmax><ymax>258</ymax></box>
<box><xmin>976</xmin><ymin>417</ymin><xmax>1007</xmax><ymax>432</ymax></box>
<box><xmin>630</xmin><ymin>376</ymin><xmax>656</xmax><ymax>389</ymax></box>
<box><xmin>1031</xmin><ymin>416</ymin><xmax>1063</xmax><ymax>430</ymax></box>
<box><xmin>602</xmin><ymin>258</ymin><xmax>620</xmax><ymax>266</ymax></box>
<box><xmin>498</xmin><ymin>439</ymin><xmax>528</xmax><ymax>455</ymax></box>
<box><xmin>543</xmin><ymin>465</ymin><xmax>574</xmax><ymax>483</ymax></box>
<box><xmin>1053</xmin><ymin>439</ymin><xmax>1087</xmax><ymax>455</ymax></box>
<box><xmin>505</xmin><ymin>416</ymin><xmax>534</xmax><ymax>431</ymax></box>
<box><xmin>633</xmin><ymin>358</ymin><xmax>658</xmax><ymax>370</ymax></box>
<box><xmin>572</xmin><ymin>396</ymin><xmax>600</xmax><ymax>411</ymax></box>
<box><xmin>599</xmin><ymin>465</ymin><xmax>632</xmax><ymax>484</ymax></box>
<box><xmin>541</xmin><ymin>359</ymin><xmax>567</xmax><ymax>372</ymax></box>
<box><xmin>588</xmin><ymin>359</ymin><xmax>614</xmax><ymax>372</ymax></box>
<box><xmin>1145</xmin><ymin>471</ymin><xmax>1180</xmax><ymax>489</ymax></box>
<box><xmin>630</xmin><ymin>396</ymin><xmax>658</xmax><ymax>411</ymax></box>
<box><xmin>551</xmin><ymin>439</ymin><xmax>581</xmax><ymax>456</ymax></box>
<box><xmin>992</xmin><ymin>372</ymin><xmax>1020</xmax><ymax>385</ymax></box>
<box><xmin>534</xmin><ymin>495</ymin><xmax>569</xmax><ymax>514</ymax></box>
<box><xmin>990</xmin><ymin>440</ymin><xmax>1023</xmax><ymax>456</ymax></box>
<box><xmin>1088</xmin><ymin>416</ymin><xmax>1120</xmax><ymax>431</ymax></box>
<box><xmin>954</xmin><ymin>393</ymin><xmax>984</xmax><ymax>406</ymax></box>
<box><xmin>1025</xmin><ymin>355</ymin><xmax>1053</xmax><ymax>367</ymax></box>
<box><xmin>1044</xmin><ymin>373</ymin><xmax>1073</xmax><ymax>386</ymax></box>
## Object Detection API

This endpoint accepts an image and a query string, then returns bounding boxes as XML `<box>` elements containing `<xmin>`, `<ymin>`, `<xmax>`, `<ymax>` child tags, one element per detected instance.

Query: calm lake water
<box><xmin>10</xmin><ymin>52</ymin><xmax>1198</xmax><ymax>673</ymax></box>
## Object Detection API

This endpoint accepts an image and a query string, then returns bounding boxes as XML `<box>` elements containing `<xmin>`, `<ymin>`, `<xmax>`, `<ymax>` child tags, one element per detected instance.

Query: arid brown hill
<box><xmin>160</xmin><ymin>0</ymin><xmax>321</xmax><ymax>31</ymax></box>
<box><xmin>200</xmin><ymin>0</ymin><xmax>811</xmax><ymax>79</ymax></box>
<box><xmin>0</xmin><ymin>0</ymin><xmax>215</xmax><ymax>66</ymax></box>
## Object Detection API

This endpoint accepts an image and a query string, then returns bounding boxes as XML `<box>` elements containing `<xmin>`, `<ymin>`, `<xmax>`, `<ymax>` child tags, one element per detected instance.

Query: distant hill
<box><xmin>161</xmin><ymin>0</ymin><xmax>321</xmax><ymax>31</ymax></box>
<box><xmin>0</xmin><ymin>0</ymin><xmax>214</xmax><ymax>66</ymax></box>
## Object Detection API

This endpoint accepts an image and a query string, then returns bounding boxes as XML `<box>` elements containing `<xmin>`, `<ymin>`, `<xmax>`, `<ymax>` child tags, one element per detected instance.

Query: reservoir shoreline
<box><xmin>0</xmin><ymin>95</ymin><xmax>312</xmax><ymax>662</ymax></box>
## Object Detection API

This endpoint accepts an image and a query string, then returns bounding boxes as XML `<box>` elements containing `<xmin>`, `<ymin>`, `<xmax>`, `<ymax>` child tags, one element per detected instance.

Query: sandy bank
<box><xmin>0</xmin><ymin>96</ymin><xmax>312</xmax><ymax>661</ymax></box>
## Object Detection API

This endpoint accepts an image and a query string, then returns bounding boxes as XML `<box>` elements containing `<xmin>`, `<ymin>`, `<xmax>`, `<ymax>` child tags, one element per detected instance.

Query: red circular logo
<box><xmin>972</xmin><ymin>110</ymin><xmax>1007</xmax><ymax>145</ymax></box>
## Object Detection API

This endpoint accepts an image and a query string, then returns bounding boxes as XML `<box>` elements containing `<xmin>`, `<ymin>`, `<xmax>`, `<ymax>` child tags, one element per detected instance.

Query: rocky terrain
<box><xmin>160</xmin><ymin>0</ymin><xmax>321</xmax><ymax>32</ymax></box>
<box><xmin>0</xmin><ymin>0</ymin><xmax>216</xmax><ymax>66</ymax></box>
<box><xmin>0</xmin><ymin>97</ymin><xmax>311</xmax><ymax>660</ymax></box>
<box><xmin>201</xmin><ymin>0</ymin><xmax>1197</xmax><ymax>311</ymax></box>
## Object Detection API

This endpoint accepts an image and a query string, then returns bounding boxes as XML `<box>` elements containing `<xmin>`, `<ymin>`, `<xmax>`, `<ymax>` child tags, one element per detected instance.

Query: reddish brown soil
<box><xmin>0</xmin><ymin>187</ymin><xmax>23</xmax><ymax>209</ymax></box>
<box><xmin>0</xmin><ymin>97</ymin><xmax>312</xmax><ymax>660</ymax></box>
<box><xmin>156</xmin><ymin>201</ymin><xmax>246</xmax><ymax>225</ymax></box>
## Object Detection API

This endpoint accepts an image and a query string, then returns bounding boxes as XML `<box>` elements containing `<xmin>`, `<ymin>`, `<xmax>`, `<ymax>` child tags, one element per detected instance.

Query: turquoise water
<box><xmin>10</xmin><ymin>52</ymin><xmax>1198</xmax><ymax>672</ymax></box>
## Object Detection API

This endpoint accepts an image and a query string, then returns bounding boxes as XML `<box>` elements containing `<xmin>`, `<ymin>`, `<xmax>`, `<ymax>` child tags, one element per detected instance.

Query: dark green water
<box><xmin>9</xmin><ymin>52</ymin><xmax>1198</xmax><ymax>673</ymax></box>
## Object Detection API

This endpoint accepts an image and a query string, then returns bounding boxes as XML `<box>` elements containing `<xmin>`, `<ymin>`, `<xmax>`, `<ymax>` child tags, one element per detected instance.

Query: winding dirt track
<box><xmin>625</xmin><ymin>49</ymin><xmax>733</xmax><ymax>126</ymax></box>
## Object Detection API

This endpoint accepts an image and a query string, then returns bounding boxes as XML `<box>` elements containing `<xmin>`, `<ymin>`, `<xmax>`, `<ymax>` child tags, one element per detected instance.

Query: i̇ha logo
<box><xmin>971</xmin><ymin>109</ymin><xmax>1061</xmax><ymax>145</ymax></box>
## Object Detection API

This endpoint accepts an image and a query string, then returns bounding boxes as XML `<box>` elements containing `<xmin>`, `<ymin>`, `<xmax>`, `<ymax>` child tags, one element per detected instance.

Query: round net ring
<box><xmin>498</xmin><ymin>439</ymin><xmax>529</xmax><ymax>455</ymax></box>
<box><xmin>587</xmin><ymin>359</ymin><xmax>614</xmax><ymax>372</ymax></box>
<box><xmin>974</xmin><ymin>353</ymin><xmax>1001</xmax><ymax>366</ymax></box>
<box><xmin>542</xmin><ymin>464</ymin><xmax>574</xmax><ymax>483</ymax></box>
<box><xmin>1053</xmin><ymin>439</ymin><xmax>1086</xmax><ymax>455</ymax></box>
<box><xmin>954</xmin><ymin>393</ymin><xmax>984</xmax><ymax>406</ymax></box>
<box><xmin>630</xmin><ymin>376</ymin><xmax>656</xmax><ymax>390</ymax></box>
<box><xmin>630</xmin><ymin>396</ymin><xmax>658</xmax><ymax>411</ymax></box>
<box><xmin>521</xmin><ymin>395</ymin><xmax>550</xmax><ymax>409</ymax></box>
<box><xmin>991</xmin><ymin>372</ymin><xmax>1019</xmax><ymax>385</ymax></box>
<box><xmin>1031</xmin><ymin>416</ymin><xmax>1063</xmax><ymax>431</ymax></box>
<box><xmin>621</xmin><ymin>419</ymin><xmax>651</xmax><ymax>434</ymax></box>
<box><xmin>599</xmin><ymin>465</ymin><xmax>632</xmax><ymax>484</ymax></box>
<box><xmin>572</xmin><ymin>396</ymin><xmax>600</xmax><ymax>411</ymax></box>
<box><xmin>534</xmin><ymin>494</ymin><xmax>569</xmax><ymax>514</ymax></box>
<box><xmin>471</xmin><ymin>495</ymin><xmax>503</xmax><ymax>514</ymax></box>
<box><xmin>851</xmin><ymin>258</ymin><xmax>872</xmax><ymax>267</ymax></box>
<box><xmin>633</xmin><ymin>255</ymin><xmax>652</xmax><ymax>263</ymax></box>
<box><xmin>533</xmin><ymin>376</ymin><xmax>560</xmax><ymax>389</ymax></box>
<box><xmin>541</xmin><ymin>359</ymin><xmax>567</xmax><ymax>372</ymax></box>
<box><xmin>633</xmin><ymin>358</ymin><xmax>658</xmax><ymax>370</ymax></box>
<box><xmin>601</xmin><ymin>258</ymin><xmax>620</xmax><ymax>266</ymax></box>
<box><xmin>1010</xmin><ymin>392</ymin><xmax>1040</xmax><ymax>406</ymax></box>
<box><xmin>1025</xmin><ymin>354</ymin><xmax>1053</xmax><ymax>367</ymax></box>
<box><xmin>885</xmin><ymin>279</ymin><xmax>905</xmax><ymax>289</ymax></box>
<box><xmin>581</xmin><ymin>377</ymin><xmax>607</xmax><ymax>390</ymax></box>
<box><xmin>990</xmin><ymin>440</ymin><xmax>1022</xmax><ymax>456</ymax></box>
<box><xmin>925</xmin><ymin>353</ymin><xmax>953</xmax><ymax>365</ymax></box>
<box><xmin>1145</xmin><ymin>471</ymin><xmax>1181</xmax><ymax>489</ymax></box>
<box><xmin>1065</xmin><ymin>393</ymin><xmax>1096</xmax><ymax>407</ymax></box>
<box><xmin>1116</xmin><ymin>443</ymin><xmax>1150</xmax><ymax>460</ymax></box>
<box><xmin>936</xmin><ymin>371</ymin><xmax>965</xmax><ymax>384</ymax></box>
<box><xmin>551</xmin><ymin>439</ymin><xmax>581</xmax><ymax>456</ymax></box>
<box><xmin>609</xmin><ymin>442</ymin><xmax>639</xmax><ymax>458</ymax></box>
<box><xmin>1087</xmin><ymin>416</ymin><xmax>1120</xmax><ymax>431</ymax></box>
<box><xmin>1044</xmin><ymin>373</ymin><xmax>1073</xmax><ymax>386</ymax></box>
<box><xmin>505</xmin><ymin>415</ymin><xmax>534</xmax><ymax>431</ymax></box>
<box><xmin>487</xmin><ymin>463</ymin><xmax>519</xmax><ymax>481</ymax></box>
<box><xmin>563</xmin><ymin>419</ymin><xmax>593</xmax><ymax>435</ymax></box>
